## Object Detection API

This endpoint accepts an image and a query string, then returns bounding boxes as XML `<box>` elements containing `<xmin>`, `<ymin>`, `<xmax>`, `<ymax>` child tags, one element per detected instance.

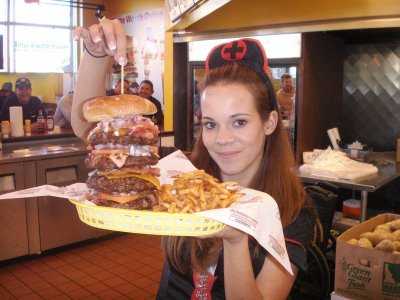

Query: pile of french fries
<box><xmin>153</xmin><ymin>170</ymin><xmax>244</xmax><ymax>213</ymax></box>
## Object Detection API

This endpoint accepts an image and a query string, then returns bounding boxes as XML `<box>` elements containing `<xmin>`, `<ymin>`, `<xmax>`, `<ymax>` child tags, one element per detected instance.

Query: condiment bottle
<box><xmin>1</xmin><ymin>121</ymin><xmax>10</xmax><ymax>138</ymax></box>
<box><xmin>25</xmin><ymin>119</ymin><xmax>31</xmax><ymax>136</ymax></box>
<box><xmin>46</xmin><ymin>115</ymin><xmax>54</xmax><ymax>133</ymax></box>
<box><xmin>36</xmin><ymin>110</ymin><xmax>45</xmax><ymax>132</ymax></box>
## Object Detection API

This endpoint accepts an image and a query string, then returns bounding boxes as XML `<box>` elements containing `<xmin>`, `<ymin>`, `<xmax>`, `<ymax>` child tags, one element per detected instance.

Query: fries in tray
<box><xmin>67</xmin><ymin>169</ymin><xmax>245</xmax><ymax>236</ymax></box>
<box><xmin>153</xmin><ymin>170</ymin><xmax>244</xmax><ymax>213</ymax></box>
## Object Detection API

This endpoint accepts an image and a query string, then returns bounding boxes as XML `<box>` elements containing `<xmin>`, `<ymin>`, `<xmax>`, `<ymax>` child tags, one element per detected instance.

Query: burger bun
<box><xmin>83</xmin><ymin>94</ymin><xmax>157</xmax><ymax>122</ymax></box>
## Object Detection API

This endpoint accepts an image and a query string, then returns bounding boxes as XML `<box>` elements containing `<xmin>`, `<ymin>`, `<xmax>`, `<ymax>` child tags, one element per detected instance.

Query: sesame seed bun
<box><xmin>83</xmin><ymin>94</ymin><xmax>157</xmax><ymax>122</ymax></box>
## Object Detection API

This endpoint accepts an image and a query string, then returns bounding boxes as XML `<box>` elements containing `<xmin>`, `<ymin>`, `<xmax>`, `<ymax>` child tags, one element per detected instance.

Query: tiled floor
<box><xmin>0</xmin><ymin>233</ymin><xmax>164</xmax><ymax>299</ymax></box>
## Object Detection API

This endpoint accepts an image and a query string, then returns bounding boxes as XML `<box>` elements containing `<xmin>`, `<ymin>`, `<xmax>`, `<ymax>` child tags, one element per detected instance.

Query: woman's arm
<box><xmin>222</xmin><ymin>234</ymin><xmax>263</xmax><ymax>299</ymax></box>
<box><xmin>221</xmin><ymin>227</ymin><xmax>298</xmax><ymax>299</ymax></box>
<box><xmin>71</xmin><ymin>52</ymin><xmax>111</xmax><ymax>140</ymax></box>
<box><xmin>256</xmin><ymin>257</ymin><xmax>298</xmax><ymax>299</ymax></box>
<box><xmin>59</xmin><ymin>94</ymin><xmax>73</xmax><ymax>124</ymax></box>
<box><xmin>71</xmin><ymin>18</ymin><xmax>127</xmax><ymax>141</ymax></box>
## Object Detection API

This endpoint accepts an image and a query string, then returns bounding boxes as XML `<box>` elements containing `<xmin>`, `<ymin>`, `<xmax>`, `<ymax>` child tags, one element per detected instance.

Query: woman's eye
<box><xmin>203</xmin><ymin>121</ymin><xmax>216</xmax><ymax>129</ymax></box>
<box><xmin>233</xmin><ymin>119</ymin><xmax>247</xmax><ymax>127</ymax></box>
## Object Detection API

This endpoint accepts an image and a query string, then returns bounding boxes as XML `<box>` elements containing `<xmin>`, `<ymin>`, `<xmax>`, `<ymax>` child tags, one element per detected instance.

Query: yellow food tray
<box><xmin>69</xmin><ymin>199</ymin><xmax>225</xmax><ymax>236</ymax></box>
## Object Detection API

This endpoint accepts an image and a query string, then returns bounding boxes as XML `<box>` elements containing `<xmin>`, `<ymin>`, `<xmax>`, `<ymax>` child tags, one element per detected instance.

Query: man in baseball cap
<box><xmin>0</xmin><ymin>77</ymin><xmax>47</xmax><ymax>132</ymax></box>
<box><xmin>15</xmin><ymin>78</ymin><xmax>32</xmax><ymax>89</ymax></box>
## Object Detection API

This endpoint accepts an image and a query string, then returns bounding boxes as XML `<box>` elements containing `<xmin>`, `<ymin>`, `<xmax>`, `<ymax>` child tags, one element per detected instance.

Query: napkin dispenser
<box><xmin>343</xmin><ymin>141</ymin><xmax>369</xmax><ymax>161</ymax></box>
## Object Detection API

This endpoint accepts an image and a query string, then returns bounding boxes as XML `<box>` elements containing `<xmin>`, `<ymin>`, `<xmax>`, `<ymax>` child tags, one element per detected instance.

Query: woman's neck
<box><xmin>221</xmin><ymin>173</ymin><xmax>251</xmax><ymax>187</ymax></box>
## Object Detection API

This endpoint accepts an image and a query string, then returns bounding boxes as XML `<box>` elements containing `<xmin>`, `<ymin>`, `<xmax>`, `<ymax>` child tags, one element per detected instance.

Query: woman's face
<box><xmin>201</xmin><ymin>83</ymin><xmax>274</xmax><ymax>186</ymax></box>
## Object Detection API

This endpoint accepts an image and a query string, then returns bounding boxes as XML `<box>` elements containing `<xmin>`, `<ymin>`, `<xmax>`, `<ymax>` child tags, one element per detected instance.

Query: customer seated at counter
<box><xmin>72</xmin><ymin>19</ymin><xmax>316</xmax><ymax>299</ymax></box>
<box><xmin>139</xmin><ymin>79</ymin><xmax>164</xmax><ymax>131</ymax></box>
<box><xmin>54</xmin><ymin>91</ymin><xmax>73</xmax><ymax>128</ymax></box>
<box><xmin>0</xmin><ymin>78</ymin><xmax>47</xmax><ymax>132</ymax></box>
<box><xmin>0</xmin><ymin>82</ymin><xmax>16</xmax><ymax>110</ymax></box>
<box><xmin>106</xmin><ymin>79</ymin><xmax>133</xmax><ymax>96</ymax></box>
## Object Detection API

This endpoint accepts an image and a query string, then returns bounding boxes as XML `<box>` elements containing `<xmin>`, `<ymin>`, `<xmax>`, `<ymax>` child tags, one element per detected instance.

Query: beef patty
<box><xmin>87</xmin><ymin>174</ymin><xmax>157</xmax><ymax>194</ymax></box>
<box><xmin>90</xmin><ymin>192</ymin><xmax>158</xmax><ymax>210</ymax></box>
<box><xmin>87</xmin><ymin>130</ymin><xmax>158</xmax><ymax>146</ymax></box>
<box><xmin>85</xmin><ymin>153</ymin><xmax>159</xmax><ymax>171</ymax></box>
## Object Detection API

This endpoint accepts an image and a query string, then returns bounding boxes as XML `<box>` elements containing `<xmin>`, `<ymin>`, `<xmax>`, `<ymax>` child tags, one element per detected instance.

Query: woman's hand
<box><xmin>200</xmin><ymin>225</ymin><xmax>248</xmax><ymax>245</ymax></box>
<box><xmin>73</xmin><ymin>18</ymin><xmax>127</xmax><ymax>65</ymax></box>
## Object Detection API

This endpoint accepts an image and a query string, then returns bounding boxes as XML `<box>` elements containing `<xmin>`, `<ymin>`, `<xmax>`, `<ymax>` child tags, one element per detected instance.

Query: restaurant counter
<box><xmin>2</xmin><ymin>128</ymin><xmax>76</xmax><ymax>144</ymax></box>
<box><xmin>2</xmin><ymin>128</ymin><xmax>174</xmax><ymax>149</ymax></box>
<box><xmin>0</xmin><ymin>130</ymin><xmax>175</xmax><ymax>261</ymax></box>
<box><xmin>0</xmin><ymin>136</ymin><xmax>105</xmax><ymax>262</ymax></box>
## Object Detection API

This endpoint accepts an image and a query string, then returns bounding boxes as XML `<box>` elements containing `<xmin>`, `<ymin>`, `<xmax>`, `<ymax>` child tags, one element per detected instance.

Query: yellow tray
<box><xmin>69</xmin><ymin>199</ymin><xmax>225</xmax><ymax>236</ymax></box>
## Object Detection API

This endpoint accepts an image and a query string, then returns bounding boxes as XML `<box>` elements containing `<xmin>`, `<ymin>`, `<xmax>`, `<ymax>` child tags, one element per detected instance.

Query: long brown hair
<box><xmin>162</xmin><ymin>63</ymin><xmax>305</xmax><ymax>274</ymax></box>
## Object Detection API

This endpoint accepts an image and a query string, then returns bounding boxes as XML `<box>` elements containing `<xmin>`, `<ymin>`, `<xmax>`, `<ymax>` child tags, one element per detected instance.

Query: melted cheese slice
<box><xmin>109</xmin><ymin>153</ymin><xmax>128</xmax><ymax>168</ymax></box>
<box><xmin>98</xmin><ymin>192</ymin><xmax>147</xmax><ymax>204</ymax></box>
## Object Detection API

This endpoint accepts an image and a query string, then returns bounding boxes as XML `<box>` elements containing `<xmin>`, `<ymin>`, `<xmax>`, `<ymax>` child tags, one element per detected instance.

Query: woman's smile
<box><xmin>215</xmin><ymin>150</ymin><xmax>240</xmax><ymax>159</ymax></box>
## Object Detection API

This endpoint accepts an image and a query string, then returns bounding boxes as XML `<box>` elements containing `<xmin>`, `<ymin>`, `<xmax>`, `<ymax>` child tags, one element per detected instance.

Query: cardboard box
<box><xmin>331</xmin><ymin>289</ymin><xmax>369</xmax><ymax>299</ymax></box>
<box><xmin>335</xmin><ymin>214</ymin><xmax>400</xmax><ymax>299</ymax></box>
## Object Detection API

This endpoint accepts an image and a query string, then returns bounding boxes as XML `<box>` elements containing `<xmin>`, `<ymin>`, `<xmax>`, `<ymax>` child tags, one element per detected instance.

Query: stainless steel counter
<box><xmin>0</xmin><ymin>139</ymin><xmax>88</xmax><ymax>165</ymax></box>
<box><xmin>0</xmin><ymin>138</ymin><xmax>105</xmax><ymax>261</ymax></box>
<box><xmin>299</xmin><ymin>152</ymin><xmax>400</xmax><ymax>222</ymax></box>
<box><xmin>0</xmin><ymin>135</ymin><xmax>176</xmax><ymax>261</ymax></box>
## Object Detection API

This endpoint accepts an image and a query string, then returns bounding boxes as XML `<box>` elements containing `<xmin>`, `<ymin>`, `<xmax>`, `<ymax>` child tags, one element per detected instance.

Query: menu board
<box><xmin>167</xmin><ymin>0</ymin><xmax>203</xmax><ymax>22</ymax></box>
<box><xmin>166</xmin><ymin>0</ymin><xmax>181</xmax><ymax>22</ymax></box>
<box><xmin>179</xmin><ymin>0</ymin><xmax>195</xmax><ymax>14</ymax></box>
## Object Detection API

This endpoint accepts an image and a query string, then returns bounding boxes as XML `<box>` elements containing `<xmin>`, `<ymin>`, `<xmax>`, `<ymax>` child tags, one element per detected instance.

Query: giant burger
<box><xmin>83</xmin><ymin>94</ymin><xmax>160</xmax><ymax>209</ymax></box>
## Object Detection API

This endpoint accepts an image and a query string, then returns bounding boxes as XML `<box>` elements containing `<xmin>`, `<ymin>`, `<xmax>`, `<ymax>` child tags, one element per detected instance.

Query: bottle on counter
<box><xmin>30</xmin><ymin>114</ymin><xmax>37</xmax><ymax>124</ymax></box>
<box><xmin>36</xmin><ymin>110</ymin><xmax>45</xmax><ymax>132</ymax></box>
<box><xmin>46</xmin><ymin>115</ymin><xmax>54</xmax><ymax>133</ymax></box>
<box><xmin>24</xmin><ymin>119</ymin><xmax>31</xmax><ymax>136</ymax></box>
<box><xmin>1</xmin><ymin>121</ymin><xmax>10</xmax><ymax>138</ymax></box>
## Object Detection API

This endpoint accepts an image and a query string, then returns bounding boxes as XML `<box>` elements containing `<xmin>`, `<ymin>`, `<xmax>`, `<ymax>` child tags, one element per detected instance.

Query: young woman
<box><xmin>72</xmin><ymin>19</ymin><xmax>315</xmax><ymax>300</ymax></box>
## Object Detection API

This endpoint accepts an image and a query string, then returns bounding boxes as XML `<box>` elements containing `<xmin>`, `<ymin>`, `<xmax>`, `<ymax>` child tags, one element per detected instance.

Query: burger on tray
<box><xmin>83</xmin><ymin>94</ymin><xmax>160</xmax><ymax>209</ymax></box>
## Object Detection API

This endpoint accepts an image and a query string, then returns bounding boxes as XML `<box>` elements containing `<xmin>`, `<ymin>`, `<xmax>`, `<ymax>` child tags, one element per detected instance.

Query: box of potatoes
<box><xmin>334</xmin><ymin>214</ymin><xmax>400</xmax><ymax>300</ymax></box>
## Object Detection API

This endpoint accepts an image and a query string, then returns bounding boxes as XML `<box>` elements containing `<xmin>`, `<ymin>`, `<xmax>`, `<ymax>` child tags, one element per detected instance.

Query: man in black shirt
<box><xmin>0</xmin><ymin>78</ymin><xmax>46</xmax><ymax>132</ymax></box>
<box><xmin>139</xmin><ymin>80</ymin><xmax>164</xmax><ymax>131</ymax></box>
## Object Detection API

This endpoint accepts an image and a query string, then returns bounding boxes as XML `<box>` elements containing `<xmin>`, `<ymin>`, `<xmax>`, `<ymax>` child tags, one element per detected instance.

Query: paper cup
<box><xmin>10</xmin><ymin>107</ymin><xmax>24</xmax><ymax>137</ymax></box>
<box><xmin>327</xmin><ymin>128</ymin><xmax>340</xmax><ymax>150</ymax></box>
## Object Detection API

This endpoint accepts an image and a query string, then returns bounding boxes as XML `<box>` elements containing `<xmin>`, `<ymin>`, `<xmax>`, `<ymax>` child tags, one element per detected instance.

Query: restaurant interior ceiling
<box><xmin>169</xmin><ymin>0</ymin><xmax>400</xmax><ymax>42</ymax></box>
